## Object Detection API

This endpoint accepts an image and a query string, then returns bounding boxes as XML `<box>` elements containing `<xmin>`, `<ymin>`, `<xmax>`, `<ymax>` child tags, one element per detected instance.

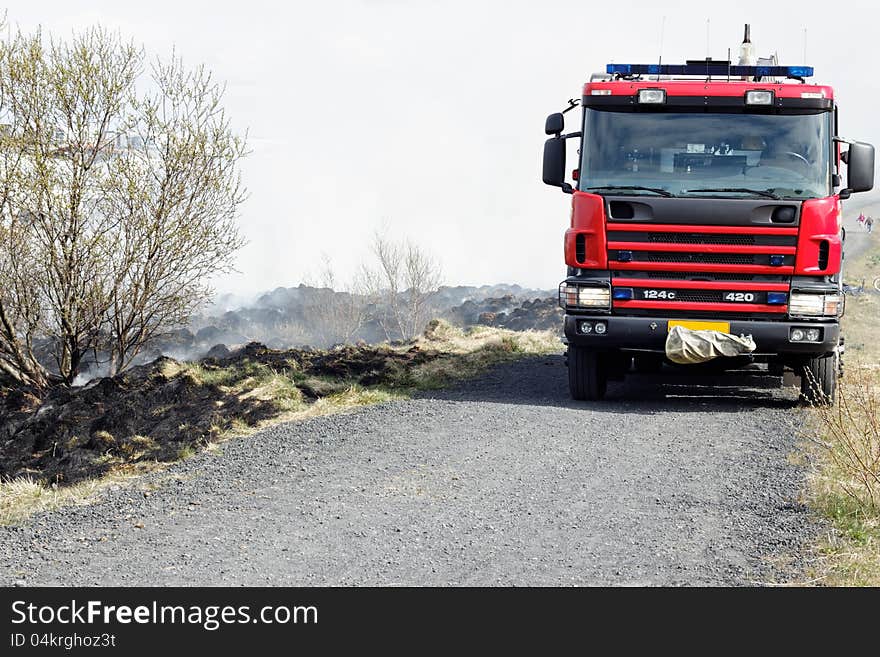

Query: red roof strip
<box><xmin>585</xmin><ymin>80</ymin><xmax>833</xmax><ymax>100</ymax></box>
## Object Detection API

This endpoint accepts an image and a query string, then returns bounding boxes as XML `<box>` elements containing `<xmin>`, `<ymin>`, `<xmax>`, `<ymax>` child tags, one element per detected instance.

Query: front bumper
<box><xmin>563</xmin><ymin>314</ymin><xmax>839</xmax><ymax>356</ymax></box>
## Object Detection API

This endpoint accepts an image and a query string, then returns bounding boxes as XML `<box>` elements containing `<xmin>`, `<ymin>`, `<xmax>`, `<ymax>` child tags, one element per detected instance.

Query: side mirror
<box><xmin>545</xmin><ymin>112</ymin><xmax>564</xmax><ymax>136</ymax></box>
<box><xmin>543</xmin><ymin>137</ymin><xmax>571</xmax><ymax>192</ymax></box>
<box><xmin>846</xmin><ymin>141</ymin><xmax>874</xmax><ymax>193</ymax></box>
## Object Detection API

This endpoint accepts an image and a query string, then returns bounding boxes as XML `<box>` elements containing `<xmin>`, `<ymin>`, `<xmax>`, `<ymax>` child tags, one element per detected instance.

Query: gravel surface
<box><xmin>0</xmin><ymin>355</ymin><xmax>818</xmax><ymax>586</ymax></box>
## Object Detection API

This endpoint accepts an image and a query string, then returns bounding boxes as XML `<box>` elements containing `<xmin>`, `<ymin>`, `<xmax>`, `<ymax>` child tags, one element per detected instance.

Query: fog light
<box><xmin>745</xmin><ymin>90</ymin><xmax>774</xmax><ymax>105</ymax></box>
<box><xmin>580</xmin><ymin>321</ymin><xmax>593</xmax><ymax>334</ymax></box>
<box><xmin>790</xmin><ymin>328</ymin><xmax>805</xmax><ymax>342</ymax></box>
<box><xmin>638</xmin><ymin>88</ymin><xmax>666</xmax><ymax>104</ymax></box>
<box><xmin>805</xmin><ymin>328</ymin><xmax>821</xmax><ymax>342</ymax></box>
<box><xmin>594</xmin><ymin>321</ymin><xmax>607</xmax><ymax>334</ymax></box>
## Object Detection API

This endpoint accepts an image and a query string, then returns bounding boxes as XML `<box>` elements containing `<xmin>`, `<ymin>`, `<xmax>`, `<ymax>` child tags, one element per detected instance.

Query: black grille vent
<box><xmin>672</xmin><ymin>290</ymin><xmax>725</xmax><ymax>303</ymax></box>
<box><xmin>818</xmin><ymin>240</ymin><xmax>830</xmax><ymax>270</ymax></box>
<box><xmin>607</xmin><ymin>231</ymin><xmax>796</xmax><ymax>247</ymax></box>
<box><xmin>634</xmin><ymin>252</ymin><xmax>755</xmax><ymax>265</ymax></box>
<box><xmin>575</xmin><ymin>234</ymin><xmax>586</xmax><ymax>263</ymax></box>
<box><xmin>612</xmin><ymin>270</ymin><xmax>790</xmax><ymax>282</ymax></box>
<box><xmin>647</xmin><ymin>233</ymin><xmax>755</xmax><ymax>245</ymax></box>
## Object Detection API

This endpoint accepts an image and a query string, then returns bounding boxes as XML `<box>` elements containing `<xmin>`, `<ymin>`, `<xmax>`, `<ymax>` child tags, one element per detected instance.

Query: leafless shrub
<box><xmin>304</xmin><ymin>255</ymin><xmax>369</xmax><ymax>346</ymax></box>
<box><xmin>362</xmin><ymin>231</ymin><xmax>442</xmax><ymax>341</ymax></box>
<box><xmin>812</xmin><ymin>365</ymin><xmax>880</xmax><ymax>512</ymax></box>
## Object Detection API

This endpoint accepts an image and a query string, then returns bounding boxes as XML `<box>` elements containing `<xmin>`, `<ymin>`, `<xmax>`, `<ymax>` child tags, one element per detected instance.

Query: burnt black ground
<box><xmin>0</xmin><ymin>354</ymin><xmax>816</xmax><ymax>586</ymax></box>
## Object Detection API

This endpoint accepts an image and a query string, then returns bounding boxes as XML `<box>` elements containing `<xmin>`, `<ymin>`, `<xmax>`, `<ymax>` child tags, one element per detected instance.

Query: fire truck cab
<box><xmin>542</xmin><ymin>29</ymin><xmax>874</xmax><ymax>404</ymax></box>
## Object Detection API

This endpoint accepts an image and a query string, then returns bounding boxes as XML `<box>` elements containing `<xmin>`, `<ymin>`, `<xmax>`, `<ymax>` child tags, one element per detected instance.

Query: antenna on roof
<box><xmin>803</xmin><ymin>27</ymin><xmax>808</xmax><ymax>65</ymax></box>
<box><xmin>657</xmin><ymin>16</ymin><xmax>666</xmax><ymax>81</ymax></box>
<box><xmin>706</xmin><ymin>18</ymin><xmax>711</xmax><ymax>58</ymax></box>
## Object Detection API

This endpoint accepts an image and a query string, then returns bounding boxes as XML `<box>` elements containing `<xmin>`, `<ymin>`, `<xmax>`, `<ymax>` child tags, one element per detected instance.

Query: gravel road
<box><xmin>1</xmin><ymin>356</ymin><xmax>816</xmax><ymax>586</ymax></box>
<box><xmin>9</xmin><ymin>208</ymin><xmax>873</xmax><ymax>587</ymax></box>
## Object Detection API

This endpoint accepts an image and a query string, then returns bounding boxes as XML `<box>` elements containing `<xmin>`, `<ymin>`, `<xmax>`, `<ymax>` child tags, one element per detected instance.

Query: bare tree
<box><xmin>363</xmin><ymin>232</ymin><xmax>442</xmax><ymax>341</ymax></box>
<box><xmin>0</xmin><ymin>30</ymin><xmax>36</xmax><ymax>385</ymax></box>
<box><xmin>98</xmin><ymin>56</ymin><xmax>247</xmax><ymax>374</ymax></box>
<box><xmin>0</xmin><ymin>26</ymin><xmax>246</xmax><ymax>387</ymax></box>
<box><xmin>304</xmin><ymin>254</ymin><xmax>369</xmax><ymax>346</ymax></box>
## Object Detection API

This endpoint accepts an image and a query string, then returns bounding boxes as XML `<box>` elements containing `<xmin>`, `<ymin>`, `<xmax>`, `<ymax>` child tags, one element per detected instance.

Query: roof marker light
<box><xmin>745</xmin><ymin>90</ymin><xmax>774</xmax><ymax>105</ymax></box>
<box><xmin>638</xmin><ymin>88</ymin><xmax>666</xmax><ymax>104</ymax></box>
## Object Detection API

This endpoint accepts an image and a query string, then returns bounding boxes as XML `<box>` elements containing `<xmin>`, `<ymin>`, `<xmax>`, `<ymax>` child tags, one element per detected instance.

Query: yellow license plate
<box><xmin>667</xmin><ymin>320</ymin><xmax>731</xmax><ymax>333</ymax></box>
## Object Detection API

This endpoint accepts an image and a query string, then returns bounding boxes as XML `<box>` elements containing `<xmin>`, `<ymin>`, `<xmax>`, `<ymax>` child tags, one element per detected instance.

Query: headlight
<box><xmin>558</xmin><ymin>283</ymin><xmax>611</xmax><ymax>309</ymax></box>
<box><xmin>789</xmin><ymin>292</ymin><xmax>842</xmax><ymax>317</ymax></box>
<box><xmin>578</xmin><ymin>287</ymin><xmax>611</xmax><ymax>307</ymax></box>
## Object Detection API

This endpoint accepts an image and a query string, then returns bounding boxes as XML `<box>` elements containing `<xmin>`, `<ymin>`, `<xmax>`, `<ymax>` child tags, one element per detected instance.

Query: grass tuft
<box><xmin>0</xmin><ymin>473</ymin><xmax>140</xmax><ymax>526</ymax></box>
<box><xmin>804</xmin><ymin>233</ymin><xmax>880</xmax><ymax>585</ymax></box>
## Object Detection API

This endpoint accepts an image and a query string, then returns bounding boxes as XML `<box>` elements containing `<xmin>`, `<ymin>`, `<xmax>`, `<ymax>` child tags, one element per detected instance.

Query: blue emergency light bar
<box><xmin>607</xmin><ymin>63</ymin><xmax>813</xmax><ymax>78</ymax></box>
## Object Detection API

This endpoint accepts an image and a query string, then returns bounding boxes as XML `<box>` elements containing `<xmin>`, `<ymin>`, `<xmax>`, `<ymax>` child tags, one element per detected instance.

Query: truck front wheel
<box><xmin>567</xmin><ymin>345</ymin><xmax>607</xmax><ymax>401</ymax></box>
<box><xmin>800</xmin><ymin>352</ymin><xmax>838</xmax><ymax>406</ymax></box>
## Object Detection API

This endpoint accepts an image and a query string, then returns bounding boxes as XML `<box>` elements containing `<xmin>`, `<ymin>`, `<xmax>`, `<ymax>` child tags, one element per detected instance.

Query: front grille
<box><xmin>613</xmin><ymin>270</ymin><xmax>790</xmax><ymax>283</ymax></box>
<box><xmin>606</xmin><ymin>230</ymin><xmax>797</xmax><ymax>247</ymax></box>
<box><xmin>672</xmin><ymin>290</ymin><xmax>725</xmax><ymax>303</ymax></box>
<box><xmin>606</xmin><ymin>222</ymin><xmax>796</xmax><ymax>315</ymax></box>
<box><xmin>634</xmin><ymin>252</ymin><xmax>756</xmax><ymax>265</ymax></box>
<box><xmin>649</xmin><ymin>233</ymin><xmax>756</xmax><ymax>245</ymax></box>
<box><xmin>610</xmin><ymin>251</ymin><xmax>795</xmax><ymax>267</ymax></box>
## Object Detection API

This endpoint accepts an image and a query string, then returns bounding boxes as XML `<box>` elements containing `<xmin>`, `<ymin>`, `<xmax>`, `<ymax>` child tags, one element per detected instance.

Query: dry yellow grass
<box><xmin>0</xmin><ymin>472</ymin><xmax>142</xmax><ymax>526</ymax></box>
<box><xmin>805</xmin><ymin>237</ymin><xmax>880</xmax><ymax>585</ymax></box>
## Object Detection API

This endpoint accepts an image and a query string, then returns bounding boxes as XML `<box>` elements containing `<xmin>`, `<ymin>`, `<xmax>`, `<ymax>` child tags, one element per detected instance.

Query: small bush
<box><xmin>812</xmin><ymin>366</ymin><xmax>880</xmax><ymax>512</ymax></box>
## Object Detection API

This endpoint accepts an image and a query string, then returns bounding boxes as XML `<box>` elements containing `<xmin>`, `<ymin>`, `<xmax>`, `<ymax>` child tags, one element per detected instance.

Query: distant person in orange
<box><xmin>857</xmin><ymin>212</ymin><xmax>866</xmax><ymax>228</ymax></box>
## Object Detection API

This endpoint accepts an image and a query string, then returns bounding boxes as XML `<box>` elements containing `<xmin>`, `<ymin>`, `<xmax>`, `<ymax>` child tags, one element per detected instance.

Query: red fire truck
<box><xmin>542</xmin><ymin>27</ymin><xmax>874</xmax><ymax>403</ymax></box>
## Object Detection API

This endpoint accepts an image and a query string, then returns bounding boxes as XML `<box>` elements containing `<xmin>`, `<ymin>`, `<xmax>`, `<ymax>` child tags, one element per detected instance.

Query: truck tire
<box><xmin>800</xmin><ymin>352</ymin><xmax>837</xmax><ymax>406</ymax></box>
<box><xmin>567</xmin><ymin>345</ymin><xmax>607</xmax><ymax>401</ymax></box>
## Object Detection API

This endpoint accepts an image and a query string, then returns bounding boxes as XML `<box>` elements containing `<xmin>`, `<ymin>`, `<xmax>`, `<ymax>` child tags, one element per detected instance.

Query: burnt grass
<box><xmin>0</xmin><ymin>341</ymin><xmax>439</xmax><ymax>487</ymax></box>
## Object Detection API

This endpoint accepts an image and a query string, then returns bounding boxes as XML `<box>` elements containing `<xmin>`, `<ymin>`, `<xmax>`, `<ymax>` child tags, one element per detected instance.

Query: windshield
<box><xmin>579</xmin><ymin>109</ymin><xmax>832</xmax><ymax>199</ymax></box>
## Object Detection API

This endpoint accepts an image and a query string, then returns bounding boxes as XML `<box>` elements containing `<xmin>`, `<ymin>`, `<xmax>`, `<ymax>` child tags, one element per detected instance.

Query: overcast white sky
<box><xmin>6</xmin><ymin>0</ymin><xmax>880</xmax><ymax>295</ymax></box>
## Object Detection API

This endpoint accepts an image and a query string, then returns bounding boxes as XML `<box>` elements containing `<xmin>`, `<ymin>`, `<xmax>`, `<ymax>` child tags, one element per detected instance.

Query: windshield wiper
<box><xmin>584</xmin><ymin>185</ymin><xmax>673</xmax><ymax>197</ymax></box>
<box><xmin>682</xmin><ymin>187</ymin><xmax>780</xmax><ymax>199</ymax></box>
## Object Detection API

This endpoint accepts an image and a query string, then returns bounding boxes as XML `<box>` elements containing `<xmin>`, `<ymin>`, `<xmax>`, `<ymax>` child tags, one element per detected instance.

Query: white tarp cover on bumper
<box><xmin>664</xmin><ymin>325</ymin><xmax>756</xmax><ymax>365</ymax></box>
